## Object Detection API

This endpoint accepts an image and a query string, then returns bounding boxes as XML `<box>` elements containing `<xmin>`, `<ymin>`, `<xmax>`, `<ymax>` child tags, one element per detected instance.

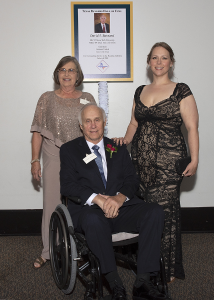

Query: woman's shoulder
<box><xmin>36</xmin><ymin>91</ymin><xmax>54</xmax><ymax>107</ymax></box>
<box><xmin>41</xmin><ymin>91</ymin><xmax>54</xmax><ymax>96</ymax></box>
<box><xmin>81</xmin><ymin>92</ymin><xmax>96</xmax><ymax>103</ymax></box>
<box><xmin>177</xmin><ymin>82</ymin><xmax>192</xmax><ymax>94</ymax></box>
<box><xmin>134</xmin><ymin>85</ymin><xmax>146</xmax><ymax>101</ymax></box>
<box><xmin>175</xmin><ymin>83</ymin><xmax>193</xmax><ymax>100</ymax></box>
<box><xmin>177</xmin><ymin>82</ymin><xmax>191</xmax><ymax>90</ymax></box>
<box><xmin>135</xmin><ymin>85</ymin><xmax>146</xmax><ymax>92</ymax></box>
<box><xmin>38</xmin><ymin>91</ymin><xmax>54</xmax><ymax>101</ymax></box>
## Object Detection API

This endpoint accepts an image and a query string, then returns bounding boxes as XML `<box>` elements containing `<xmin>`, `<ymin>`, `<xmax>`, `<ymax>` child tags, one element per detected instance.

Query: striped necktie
<box><xmin>92</xmin><ymin>145</ymin><xmax>106</xmax><ymax>188</ymax></box>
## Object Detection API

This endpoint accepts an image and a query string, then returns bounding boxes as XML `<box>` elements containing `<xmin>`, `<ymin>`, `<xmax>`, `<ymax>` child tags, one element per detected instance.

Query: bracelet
<box><xmin>31</xmin><ymin>159</ymin><xmax>40</xmax><ymax>164</ymax></box>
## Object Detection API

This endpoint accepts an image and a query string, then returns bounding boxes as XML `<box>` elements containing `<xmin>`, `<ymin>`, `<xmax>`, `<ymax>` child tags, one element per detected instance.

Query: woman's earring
<box><xmin>146</xmin><ymin>65</ymin><xmax>150</xmax><ymax>70</ymax></box>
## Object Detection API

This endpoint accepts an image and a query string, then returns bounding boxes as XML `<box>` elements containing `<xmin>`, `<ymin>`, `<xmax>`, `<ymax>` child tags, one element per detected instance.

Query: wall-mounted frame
<box><xmin>71</xmin><ymin>2</ymin><xmax>133</xmax><ymax>81</ymax></box>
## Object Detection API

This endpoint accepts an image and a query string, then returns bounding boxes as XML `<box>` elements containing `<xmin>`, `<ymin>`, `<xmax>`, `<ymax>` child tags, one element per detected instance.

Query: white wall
<box><xmin>0</xmin><ymin>0</ymin><xmax>213</xmax><ymax>209</ymax></box>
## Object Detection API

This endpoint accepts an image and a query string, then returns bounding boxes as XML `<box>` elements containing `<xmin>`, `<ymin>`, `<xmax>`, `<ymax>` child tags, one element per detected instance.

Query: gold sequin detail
<box><xmin>31</xmin><ymin>91</ymin><xmax>96</xmax><ymax>147</ymax></box>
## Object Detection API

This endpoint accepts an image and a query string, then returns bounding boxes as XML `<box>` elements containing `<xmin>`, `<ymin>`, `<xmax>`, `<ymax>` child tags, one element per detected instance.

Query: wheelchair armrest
<box><xmin>67</xmin><ymin>196</ymin><xmax>82</xmax><ymax>204</ymax></box>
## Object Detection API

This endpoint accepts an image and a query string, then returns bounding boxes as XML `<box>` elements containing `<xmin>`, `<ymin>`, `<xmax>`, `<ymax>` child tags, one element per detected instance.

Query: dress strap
<box><xmin>134</xmin><ymin>85</ymin><xmax>145</xmax><ymax>103</ymax></box>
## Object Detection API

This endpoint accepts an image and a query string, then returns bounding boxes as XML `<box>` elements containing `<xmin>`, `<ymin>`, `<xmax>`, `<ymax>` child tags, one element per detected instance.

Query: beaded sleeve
<box><xmin>31</xmin><ymin>91</ymin><xmax>96</xmax><ymax>147</ymax></box>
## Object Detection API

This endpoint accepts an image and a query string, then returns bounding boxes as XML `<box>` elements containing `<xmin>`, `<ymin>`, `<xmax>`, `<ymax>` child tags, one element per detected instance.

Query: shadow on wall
<box><xmin>31</xmin><ymin>178</ymin><xmax>42</xmax><ymax>192</ymax></box>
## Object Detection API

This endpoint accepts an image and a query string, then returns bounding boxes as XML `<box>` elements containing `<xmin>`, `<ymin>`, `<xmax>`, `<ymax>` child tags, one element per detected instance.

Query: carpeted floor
<box><xmin>0</xmin><ymin>233</ymin><xmax>214</xmax><ymax>300</ymax></box>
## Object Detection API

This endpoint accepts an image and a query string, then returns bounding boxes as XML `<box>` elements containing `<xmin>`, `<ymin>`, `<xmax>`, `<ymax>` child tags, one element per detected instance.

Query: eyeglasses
<box><xmin>58</xmin><ymin>68</ymin><xmax>77</xmax><ymax>74</ymax></box>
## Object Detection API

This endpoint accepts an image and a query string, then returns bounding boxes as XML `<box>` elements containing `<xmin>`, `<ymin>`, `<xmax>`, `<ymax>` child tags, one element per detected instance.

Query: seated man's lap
<box><xmin>74</xmin><ymin>201</ymin><xmax>163</xmax><ymax>236</ymax></box>
<box><xmin>111</xmin><ymin>202</ymin><xmax>163</xmax><ymax>234</ymax></box>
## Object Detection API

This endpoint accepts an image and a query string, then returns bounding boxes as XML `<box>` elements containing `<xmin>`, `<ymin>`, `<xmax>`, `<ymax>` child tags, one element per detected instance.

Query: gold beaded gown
<box><xmin>131</xmin><ymin>83</ymin><xmax>192</xmax><ymax>281</ymax></box>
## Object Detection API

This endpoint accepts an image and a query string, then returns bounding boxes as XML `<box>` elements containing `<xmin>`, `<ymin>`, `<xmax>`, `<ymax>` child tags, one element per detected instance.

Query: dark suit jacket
<box><xmin>95</xmin><ymin>23</ymin><xmax>110</xmax><ymax>33</ymax></box>
<box><xmin>60</xmin><ymin>137</ymin><xmax>142</xmax><ymax>218</ymax></box>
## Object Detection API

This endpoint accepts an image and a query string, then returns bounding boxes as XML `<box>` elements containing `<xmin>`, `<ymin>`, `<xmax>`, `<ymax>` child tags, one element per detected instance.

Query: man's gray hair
<box><xmin>78</xmin><ymin>103</ymin><xmax>107</xmax><ymax>125</ymax></box>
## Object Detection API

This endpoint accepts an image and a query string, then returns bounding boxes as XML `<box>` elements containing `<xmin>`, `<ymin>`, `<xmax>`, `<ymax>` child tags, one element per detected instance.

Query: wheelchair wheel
<box><xmin>49</xmin><ymin>204</ymin><xmax>77</xmax><ymax>294</ymax></box>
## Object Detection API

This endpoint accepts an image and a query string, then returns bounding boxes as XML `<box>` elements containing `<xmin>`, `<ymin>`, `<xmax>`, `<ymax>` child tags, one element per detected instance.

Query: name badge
<box><xmin>83</xmin><ymin>153</ymin><xmax>97</xmax><ymax>164</ymax></box>
<box><xmin>80</xmin><ymin>98</ymin><xmax>90</xmax><ymax>105</ymax></box>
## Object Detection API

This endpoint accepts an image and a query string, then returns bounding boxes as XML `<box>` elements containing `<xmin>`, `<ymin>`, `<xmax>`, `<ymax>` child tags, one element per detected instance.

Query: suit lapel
<box><xmin>78</xmin><ymin>137</ymin><xmax>105</xmax><ymax>187</ymax></box>
<box><xmin>104</xmin><ymin>137</ymin><xmax>114</xmax><ymax>187</ymax></box>
<box><xmin>78</xmin><ymin>137</ymin><xmax>91</xmax><ymax>157</ymax></box>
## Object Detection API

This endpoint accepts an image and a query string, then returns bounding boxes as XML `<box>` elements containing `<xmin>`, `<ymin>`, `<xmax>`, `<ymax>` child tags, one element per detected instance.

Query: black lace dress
<box><xmin>131</xmin><ymin>83</ymin><xmax>192</xmax><ymax>281</ymax></box>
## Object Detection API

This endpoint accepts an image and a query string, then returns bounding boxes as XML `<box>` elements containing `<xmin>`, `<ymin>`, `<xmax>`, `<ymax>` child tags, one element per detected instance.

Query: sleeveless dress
<box><xmin>131</xmin><ymin>83</ymin><xmax>192</xmax><ymax>281</ymax></box>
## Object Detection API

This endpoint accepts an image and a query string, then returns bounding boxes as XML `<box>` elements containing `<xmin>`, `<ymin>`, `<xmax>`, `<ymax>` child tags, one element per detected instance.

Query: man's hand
<box><xmin>100</xmin><ymin>193</ymin><xmax>126</xmax><ymax>218</ymax></box>
<box><xmin>92</xmin><ymin>194</ymin><xmax>107</xmax><ymax>210</ymax></box>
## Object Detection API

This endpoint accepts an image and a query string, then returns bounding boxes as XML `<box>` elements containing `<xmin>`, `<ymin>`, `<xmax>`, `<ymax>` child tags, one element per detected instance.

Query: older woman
<box><xmin>31</xmin><ymin>56</ymin><xmax>96</xmax><ymax>268</ymax></box>
<box><xmin>113</xmin><ymin>42</ymin><xmax>199</xmax><ymax>282</ymax></box>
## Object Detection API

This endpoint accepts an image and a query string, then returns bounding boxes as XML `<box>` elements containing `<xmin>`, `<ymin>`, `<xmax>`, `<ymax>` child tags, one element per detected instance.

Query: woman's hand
<box><xmin>111</xmin><ymin>137</ymin><xmax>127</xmax><ymax>146</ymax></box>
<box><xmin>31</xmin><ymin>161</ymin><xmax>42</xmax><ymax>181</ymax></box>
<box><xmin>182</xmin><ymin>161</ymin><xmax>198</xmax><ymax>177</ymax></box>
<box><xmin>31</xmin><ymin>132</ymin><xmax>42</xmax><ymax>181</ymax></box>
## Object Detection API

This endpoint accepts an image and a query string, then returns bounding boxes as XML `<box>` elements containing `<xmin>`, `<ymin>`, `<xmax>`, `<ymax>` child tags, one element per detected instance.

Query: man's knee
<box><xmin>153</xmin><ymin>203</ymin><xmax>164</xmax><ymax>217</ymax></box>
<box><xmin>137</xmin><ymin>202</ymin><xmax>164</xmax><ymax>227</ymax></box>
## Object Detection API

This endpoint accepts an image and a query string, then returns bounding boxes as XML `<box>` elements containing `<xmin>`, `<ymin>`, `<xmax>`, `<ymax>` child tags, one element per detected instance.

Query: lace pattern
<box><xmin>131</xmin><ymin>83</ymin><xmax>192</xmax><ymax>281</ymax></box>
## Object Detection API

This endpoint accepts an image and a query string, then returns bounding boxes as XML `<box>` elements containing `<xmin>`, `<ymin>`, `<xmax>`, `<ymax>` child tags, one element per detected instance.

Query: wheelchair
<box><xmin>49</xmin><ymin>196</ymin><xmax>172</xmax><ymax>300</ymax></box>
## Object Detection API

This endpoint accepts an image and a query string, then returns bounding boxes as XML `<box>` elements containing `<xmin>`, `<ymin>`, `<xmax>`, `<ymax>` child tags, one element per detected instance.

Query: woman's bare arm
<box><xmin>180</xmin><ymin>94</ymin><xmax>199</xmax><ymax>176</ymax></box>
<box><xmin>31</xmin><ymin>132</ymin><xmax>43</xmax><ymax>181</ymax></box>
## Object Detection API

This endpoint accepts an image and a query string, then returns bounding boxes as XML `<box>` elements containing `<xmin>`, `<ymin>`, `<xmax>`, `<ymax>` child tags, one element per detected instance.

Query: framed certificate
<box><xmin>71</xmin><ymin>2</ymin><xmax>133</xmax><ymax>81</ymax></box>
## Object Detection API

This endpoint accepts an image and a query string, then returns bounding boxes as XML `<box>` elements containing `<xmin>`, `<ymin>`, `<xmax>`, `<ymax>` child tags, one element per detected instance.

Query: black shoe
<box><xmin>112</xmin><ymin>281</ymin><xmax>127</xmax><ymax>300</ymax></box>
<box><xmin>133</xmin><ymin>278</ymin><xmax>167</xmax><ymax>300</ymax></box>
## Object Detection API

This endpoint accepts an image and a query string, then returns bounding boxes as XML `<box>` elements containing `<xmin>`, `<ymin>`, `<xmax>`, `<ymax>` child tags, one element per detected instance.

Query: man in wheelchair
<box><xmin>60</xmin><ymin>103</ymin><xmax>166</xmax><ymax>300</ymax></box>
